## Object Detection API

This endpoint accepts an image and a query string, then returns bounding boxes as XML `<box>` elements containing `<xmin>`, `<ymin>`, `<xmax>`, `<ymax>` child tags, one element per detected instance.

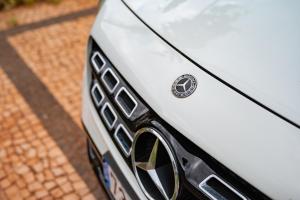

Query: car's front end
<box><xmin>82</xmin><ymin>0</ymin><xmax>300</xmax><ymax>199</ymax></box>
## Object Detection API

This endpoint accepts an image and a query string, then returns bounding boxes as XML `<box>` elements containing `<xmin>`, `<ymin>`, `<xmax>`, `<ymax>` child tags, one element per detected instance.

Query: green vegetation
<box><xmin>0</xmin><ymin>0</ymin><xmax>61</xmax><ymax>10</ymax></box>
<box><xmin>6</xmin><ymin>16</ymin><xmax>18</xmax><ymax>27</ymax></box>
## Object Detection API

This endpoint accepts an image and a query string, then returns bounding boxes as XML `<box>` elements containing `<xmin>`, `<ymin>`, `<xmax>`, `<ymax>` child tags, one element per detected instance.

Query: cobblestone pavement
<box><xmin>0</xmin><ymin>0</ymin><xmax>97</xmax><ymax>31</ymax></box>
<box><xmin>0</xmin><ymin>1</ymin><xmax>108</xmax><ymax>200</ymax></box>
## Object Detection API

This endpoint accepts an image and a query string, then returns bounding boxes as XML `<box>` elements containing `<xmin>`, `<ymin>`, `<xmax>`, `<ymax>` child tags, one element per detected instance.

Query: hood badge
<box><xmin>172</xmin><ymin>74</ymin><xmax>197</xmax><ymax>98</ymax></box>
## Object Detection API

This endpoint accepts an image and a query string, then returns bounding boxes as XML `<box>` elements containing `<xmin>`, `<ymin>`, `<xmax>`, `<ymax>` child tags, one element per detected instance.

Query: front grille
<box><xmin>87</xmin><ymin>38</ymin><xmax>270</xmax><ymax>200</ymax></box>
<box><xmin>88</xmin><ymin>38</ymin><xmax>150</xmax><ymax>167</ymax></box>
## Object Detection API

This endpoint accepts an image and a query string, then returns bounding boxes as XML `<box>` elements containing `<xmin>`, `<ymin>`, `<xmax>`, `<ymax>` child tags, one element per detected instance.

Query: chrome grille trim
<box><xmin>100</xmin><ymin>102</ymin><xmax>117</xmax><ymax>130</ymax></box>
<box><xmin>199</xmin><ymin>174</ymin><xmax>247</xmax><ymax>200</ymax></box>
<box><xmin>91</xmin><ymin>82</ymin><xmax>104</xmax><ymax>107</ymax></box>
<box><xmin>114</xmin><ymin>124</ymin><xmax>133</xmax><ymax>157</ymax></box>
<box><xmin>115</xmin><ymin>87</ymin><xmax>138</xmax><ymax>118</ymax></box>
<box><xmin>91</xmin><ymin>51</ymin><xmax>106</xmax><ymax>73</ymax></box>
<box><xmin>101</xmin><ymin>68</ymin><xmax>120</xmax><ymax>93</ymax></box>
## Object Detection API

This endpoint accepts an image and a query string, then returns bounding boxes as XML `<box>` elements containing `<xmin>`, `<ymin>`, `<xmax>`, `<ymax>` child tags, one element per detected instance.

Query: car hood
<box><xmin>123</xmin><ymin>0</ymin><xmax>300</xmax><ymax>126</ymax></box>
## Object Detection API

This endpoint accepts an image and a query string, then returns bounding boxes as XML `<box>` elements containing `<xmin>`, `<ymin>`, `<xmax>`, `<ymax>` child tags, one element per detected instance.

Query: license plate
<box><xmin>103</xmin><ymin>160</ymin><xmax>130</xmax><ymax>200</ymax></box>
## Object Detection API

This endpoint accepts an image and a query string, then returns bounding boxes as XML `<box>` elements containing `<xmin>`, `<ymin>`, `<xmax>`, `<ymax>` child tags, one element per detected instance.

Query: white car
<box><xmin>81</xmin><ymin>0</ymin><xmax>300</xmax><ymax>199</ymax></box>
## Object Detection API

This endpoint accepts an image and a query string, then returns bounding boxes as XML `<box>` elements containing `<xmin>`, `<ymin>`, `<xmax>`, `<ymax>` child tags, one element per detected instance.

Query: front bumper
<box><xmin>83</xmin><ymin>122</ymin><xmax>140</xmax><ymax>200</ymax></box>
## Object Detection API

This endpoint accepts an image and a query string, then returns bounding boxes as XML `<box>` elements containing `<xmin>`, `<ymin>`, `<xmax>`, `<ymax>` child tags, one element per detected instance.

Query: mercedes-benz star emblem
<box><xmin>131</xmin><ymin>128</ymin><xmax>180</xmax><ymax>200</ymax></box>
<box><xmin>172</xmin><ymin>74</ymin><xmax>197</xmax><ymax>98</ymax></box>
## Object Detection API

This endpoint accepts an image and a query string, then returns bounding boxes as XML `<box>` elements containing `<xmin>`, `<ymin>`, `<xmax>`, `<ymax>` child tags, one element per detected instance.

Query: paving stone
<box><xmin>60</xmin><ymin>182</ymin><xmax>73</xmax><ymax>194</ymax></box>
<box><xmin>5</xmin><ymin>185</ymin><xmax>19</xmax><ymax>197</ymax></box>
<box><xmin>41</xmin><ymin>197</ymin><xmax>54</xmax><ymax>200</ymax></box>
<box><xmin>35</xmin><ymin>189</ymin><xmax>49</xmax><ymax>199</ymax></box>
<box><xmin>7</xmin><ymin>173</ymin><xmax>17</xmax><ymax>184</ymax></box>
<box><xmin>23</xmin><ymin>172</ymin><xmax>35</xmax><ymax>184</ymax></box>
<box><xmin>56</xmin><ymin>155</ymin><xmax>67</xmax><ymax>166</ymax></box>
<box><xmin>44</xmin><ymin>181</ymin><xmax>56</xmax><ymax>191</ymax></box>
<box><xmin>36</xmin><ymin>173</ymin><xmax>45</xmax><ymax>183</ymax></box>
<box><xmin>16</xmin><ymin>178</ymin><xmax>26</xmax><ymax>189</ymax></box>
<box><xmin>15</xmin><ymin>146</ymin><xmax>23</xmax><ymax>155</ymax></box>
<box><xmin>44</xmin><ymin>170</ymin><xmax>55</xmax><ymax>181</ymax></box>
<box><xmin>56</xmin><ymin>177</ymin><xmax>68</xmax><ymax>186</ymax></box>
<box><xmin>50</xmin><ymin>187</ymin><xmax>64</xmax><ymax>198</ymax></box>
<box><xmin>83</xmin><ymin>193</ymin><xmax>97</xmax><ymax>200</ymax></box>
<box><xmin>0</xmin><ymin>170</ymin><xmax>6</xmax><ymax>180</ymax></box>
<box><xmin>0</xmin><ymin>149</ymin><xmax>7</xmax><ymax>158</ymax></box>
<box><xmin>28</xmin><ymin>182</ymin><xmax>43</xmax><ymax>192</ymax></box>
<box><xmin>26</xmin><ymin>196</ymin><xmax>36</xmax><ymax>200</ymax></box>
<box><xmin>77</xmin><ymin>187</ymin><xmax>91</xmax><ymax>197</ymax></box>
<box><xmin>0</xmin><ymin>179</ymin><xmax>11</xmax><ymax>189</ymax></box>
<box><xmin>26</xmin><ymin>148</ymin><xmax>37</xmax><ymax>158</ymax></box>
<box><xmin>68</xmin><ymin>173</ymin><xmax>81</xmax><ymax>182</ymax></box>
<box><xmin>15</xmin><ymin>164</ymin><xmax>30</xmax><ymax>175</ymax></box>
<box><xmin>63</xmin><ymin>193</ymin><xmax>80</xmax><ymax>200</ymax></box>
<box><xmin>20</xmin><ymin>188</ymin><xmax>31</xmax><ymax>198</ymax></box>
<box><xmin>62</xmin><ymin>164</ymin><xmax>75</xmax><ymax>175</ymax></box>
<box><xmin>51</xmin><ymin>167</ymin><xmax>64</xmax><ymax>177</ymax></box>
<box><xmin>73</xmin><ymin>181</ymin><xmax>87</xmax><ymax>191</ymax></box>
<box><xmin>32</xmin><ymin>162</ymin><xmax>44</xmax><ymax>173</ymax></box>
<box><xmin>49</xmin><ymin>148</ymin><xmax>62</xmax><ymax>158</ymax></box>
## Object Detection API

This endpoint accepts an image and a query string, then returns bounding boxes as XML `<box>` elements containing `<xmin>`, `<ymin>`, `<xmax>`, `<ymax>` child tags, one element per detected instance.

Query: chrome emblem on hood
<box><xmin>131</xmin><ymin>128</ymin><xmax>180</xmax><ymax>200</ymax></box>
<box><xmin>172</xmin><ymin>74</ymin><xmax>197</xmax><ymax>98</ymax></box>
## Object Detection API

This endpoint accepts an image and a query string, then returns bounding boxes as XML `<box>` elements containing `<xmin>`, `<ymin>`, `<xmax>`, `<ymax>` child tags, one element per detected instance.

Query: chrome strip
<box><xmin>101</xmin><ymin>68</ymin><xmax>120</xmax><ymax>93</ymax></box>
<box><xmin>91</xmin><ymin>51</ymin><xmax>106</xmax><ymax>73</ymax></box>
<box><xmin>115</xmin><ymin>87</ymin><xmax>138</xmax><ymax>118</ymax></box>
<box><xmin>100</xmin><ymin>102</ymin><xmax>117</xmax><ymax>130</ymax></box>
<box><xmin>199</xmin><ymin>174</ymin><xmax>247</xmax><ymax>200</ymax></box>
<box><xmin>91</xmin><ymin>82</ymin><xmax>104</xmax><ymax>107</ymax></box>
<box><xmin>114</xmin><ymin>124</ymin><xmax>133</xmax><ymax>157</ymax></box>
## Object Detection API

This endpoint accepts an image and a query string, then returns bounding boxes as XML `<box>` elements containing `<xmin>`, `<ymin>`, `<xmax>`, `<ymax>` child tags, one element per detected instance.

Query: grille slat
<box><xmin>114</xmin><ymin>124</ymin><xmax>133</xmax><ymax>157</ymax></box>
<box><xmin>101</xmin><ymin>68</ymin><xmax>119</xmax><ymax>93</ymax></box>
<box><xmin>115</xmin><ymin>87</ymin><xmax>138</xmax><ymax>118</ymax></box>
<box><xmin>91</xmin><ymin>51</ymin><xmax>106</xmax><ymax>73</ymax></box>
<box><xmin>101</xmin><ymin>103</ymin><xmax>117</xmax><ymax>130</ymax></box>
<box><xmin>199</xmin><ymin>175</ymin><xmax>247</xmax><ymax>200</ymax></box>
<box><xmin>91</xmin><ymin>82</ymin><xmax>104</xmax><ymax>107</ymax></box>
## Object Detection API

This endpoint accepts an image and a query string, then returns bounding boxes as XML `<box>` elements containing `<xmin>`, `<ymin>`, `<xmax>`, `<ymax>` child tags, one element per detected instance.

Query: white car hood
<box><xmin>92</xmin><ymin>0</ymin><xmax>300</xmax><ymax>198</ymax></box>
<box><xmin>123</xmin><ymin>0</ymin><xmax>300</xmax><ymax>126</ymax></box>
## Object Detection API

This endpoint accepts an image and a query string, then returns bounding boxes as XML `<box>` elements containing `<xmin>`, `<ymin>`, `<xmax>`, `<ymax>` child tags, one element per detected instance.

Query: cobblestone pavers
<box><xmin>0</xmin><ymin>0</ymin><xmax>97</xmax><ymax>31</ymax></box>
<box><xmin>0</xmin><ymin>69</ymin><xmax>99</xmax><ymax>200</ymax></box>
<box><xmin>0</xmin><ymin>0</ymin><xmax>107</xmax><ymax>199</ymax></box>
<box><xmin>8</xmin><ymin>15</ymin><xmax>94</xmax><ymax>127</ymax></box>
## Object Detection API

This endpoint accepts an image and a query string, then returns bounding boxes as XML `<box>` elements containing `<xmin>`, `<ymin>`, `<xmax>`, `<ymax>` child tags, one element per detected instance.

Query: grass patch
<box><xmin>6</xmin><ymin>16</ymin><xmax>18</xmax><ymax>27</ymax></box>
<box><xmin>0</xmin><ymin>0</ymin><xmax>62</xmax><ymax>10</ymax></box>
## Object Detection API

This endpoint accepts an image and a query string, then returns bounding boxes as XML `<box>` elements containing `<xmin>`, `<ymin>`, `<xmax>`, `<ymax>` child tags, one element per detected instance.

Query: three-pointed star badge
<box><xmin>172</xmin><ymin>74</ymin><xmax>197</xmax><ymax>98</ymax></box>
<box><xmin>135</xmin><ymin>139</ymin><xmax>170</xmax><ymax>200</ymax></box>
